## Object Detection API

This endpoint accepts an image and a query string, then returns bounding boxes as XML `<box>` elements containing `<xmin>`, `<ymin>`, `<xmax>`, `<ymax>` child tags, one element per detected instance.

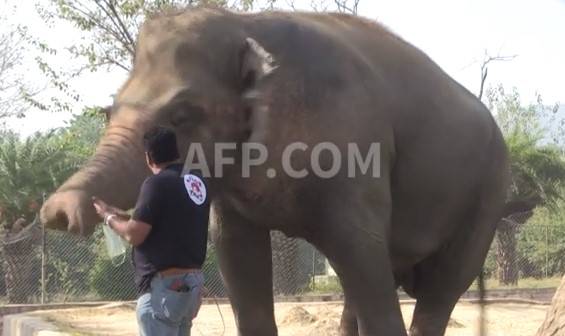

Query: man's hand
<box><xmin>92</xmin><ymin>197</ymin><xmax>111</xmax><ymax>219</ymax></box>
<box><xmin>93</xmin><ymin>197</ymin><xmax>131</xmax><ymax>222</ymax></box>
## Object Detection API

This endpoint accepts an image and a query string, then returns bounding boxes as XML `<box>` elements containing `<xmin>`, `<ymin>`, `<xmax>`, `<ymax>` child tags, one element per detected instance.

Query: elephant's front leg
<box><xmin>316</xmin><ymin>205</ymin><xmax>407</xmax><ymax>336</ymax></box>
<box><xmin>212</xmin><ymin>206</ymin><xmax>277</xmax><ymax>336</ymax></box>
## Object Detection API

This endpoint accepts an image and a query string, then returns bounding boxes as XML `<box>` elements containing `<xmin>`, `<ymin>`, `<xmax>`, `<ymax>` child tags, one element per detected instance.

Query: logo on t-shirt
<box><xmin>183</xmin><ymin>174</ymin><xmax>207</xmax><ymax>205</ymax></box>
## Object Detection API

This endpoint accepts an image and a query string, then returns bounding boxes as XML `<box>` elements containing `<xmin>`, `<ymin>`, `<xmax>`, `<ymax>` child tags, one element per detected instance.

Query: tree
<box><xmin>0</xmin><ymin>131</ymin><xmax>71</xmax><ymax>303</ymax></box>
<box><xmin>536</xmin><ymin>274</ymin><xmax>565</xmax><ymax>336</ymax></box>
<box><xmin>22</xmin><ymin>0</ymin><xmax>256</xmax><ymax>112</ymax></box>
<box><xmin>50</xmin><ymin>106</ymin><xmax>106</xmax><ymax>161</ymax></box>
<box><xmin>35</xmin><ymin>1</ymin><xmax>255</xmax><ymax>74</ymax></box>
<box><xmin>0</xmin><ymin>109</ymin><xmax>104</xmax><ymax>227</ymax></box>
<box><xmin>487</xmin><ymin>86</ymin><xmax>565</xmax><ymax>285</ymax></box>
<box><xmin>518</xmin><ymin>196</ymin><xmax>565</xmax><ymax>278</ymax></box>
<box><xmin>477</xmin><ymin>52</ymin><xmax>516</xmax><ymax>101</ymax></box>
<box><xmin>0</xmin><ymin>15</ymin><xmax>37</xmax><ymax>121</ymax></box>
<box><xmin>0</xmin><ymin>109</ymin><xmax>104</xmax><ymax>303</ymax></box>
<box><xmin>32</xmin><ymin>0</ymin><xmax>361</xmax><ymax>86</ymax></box>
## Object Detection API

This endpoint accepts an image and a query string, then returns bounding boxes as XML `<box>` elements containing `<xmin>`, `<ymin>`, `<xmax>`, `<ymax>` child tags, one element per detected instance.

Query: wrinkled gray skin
<box><xmin>41</xmin><ymin>8</ymin><xmax>509</xmax><ymax>336</ymax></box>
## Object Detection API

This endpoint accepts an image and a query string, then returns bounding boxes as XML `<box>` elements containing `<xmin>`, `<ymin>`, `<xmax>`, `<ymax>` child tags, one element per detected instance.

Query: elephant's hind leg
<box><xmin>339</xmin><ymin>292</ymin><xmax>359</xmax><ymax>336</ymax></box>
<box><xmin>409</xmin><ymin>295</ymin><xmax>459</xmax><ymax>336</ymax></box>
<box><xmin>408</xmin><ymin>213</ymin><xmax>494</xmax><ymax>336</ymax></box>
<box><xmin>409</xmin><ymin>190</ymin><xmax>504</xmax><ymax>335</ymax></box>
<box><xmin>315</xmin><ymin>203</ymin><xmax>407</xmax><ymax>336</ymax></box>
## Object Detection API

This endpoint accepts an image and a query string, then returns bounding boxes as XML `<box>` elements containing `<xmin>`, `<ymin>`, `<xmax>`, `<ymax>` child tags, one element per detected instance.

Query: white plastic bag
<box><xmin>102</xmin><ymin>224</ymin><xmax>127</xmax><ymax>266</ymax></box>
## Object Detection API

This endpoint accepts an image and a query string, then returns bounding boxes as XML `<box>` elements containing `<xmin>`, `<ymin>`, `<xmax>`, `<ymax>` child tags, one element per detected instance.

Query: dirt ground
<box><xmin>37</xmin><ymin>301</ymin><xmax>548</xmax><ymax>336</ymax></box>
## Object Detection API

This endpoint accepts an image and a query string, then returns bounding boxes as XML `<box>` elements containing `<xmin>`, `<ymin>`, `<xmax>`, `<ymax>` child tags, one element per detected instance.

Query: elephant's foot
<box><xmin>409</xmin><ymin>297</ymin><xmax>457</xmax><ymax>336</ymax></box>
<box><xmin>339</xmin><ymin>297</ymin><xmax>358</xmax><ymax>336</ymax></box>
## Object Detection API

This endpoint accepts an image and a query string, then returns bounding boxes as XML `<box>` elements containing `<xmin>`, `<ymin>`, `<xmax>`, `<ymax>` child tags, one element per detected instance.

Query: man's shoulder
<box><xmin>142</xmin><ymin>171</ymin><xmax>177</xmax><ymax>190</ymax></box>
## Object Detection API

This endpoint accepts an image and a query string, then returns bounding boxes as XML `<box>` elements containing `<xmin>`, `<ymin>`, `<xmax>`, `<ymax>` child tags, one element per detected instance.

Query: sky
<box><xmin>2</xmin><ymin>0</ymin><xmax>565</xmax><ymax>136</ymax></box>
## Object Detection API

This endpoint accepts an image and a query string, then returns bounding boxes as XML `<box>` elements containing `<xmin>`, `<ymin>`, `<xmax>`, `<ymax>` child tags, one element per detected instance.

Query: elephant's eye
<box><xmin>168</xmin><ymin>102</ymin><xmax>206</xmax><ymax>128</ymax></box>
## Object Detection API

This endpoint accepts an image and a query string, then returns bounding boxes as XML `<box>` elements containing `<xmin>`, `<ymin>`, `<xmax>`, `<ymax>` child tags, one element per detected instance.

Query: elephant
<box><xmin>41</xmin><ymin>7</ymin><xmax>509</xmax><ymax>336</ymax></box>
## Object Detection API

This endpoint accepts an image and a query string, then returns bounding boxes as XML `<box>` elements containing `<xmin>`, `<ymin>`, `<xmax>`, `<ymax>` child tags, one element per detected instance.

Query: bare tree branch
<box><xmin>100</xmin><ymin>0</ymin><xmax>137</xmax><ymax>54</ymax></box>
<box><xmin>64</xmin><ymin>2</ymin><xmax>135</xmax><ymax>62</ymax></box>
<box><xmin>310</xmin><ymin>0</ymin><xmax>329</xmax><ymax>12</ymax></box>
<box><xmin>0</xmin><ymin>26</ymin><xmax>35</xmax><ymax>119</ymax></box>
<box><xmin>285</xmin><ymin>0</ymin><xmax>297</xmax><ymax>11</ymax></box>
<box><xmin>93</xmin><ymin>0</ymin><xmax>135</xmax><ymax>51</ymax></box>
<box><xmin>478</xmin><ymin>51</ymin><xmax>517</xmax><ymax>100</ymax></box>
<box><xmin>334</xmin><ymin>0</ymin><xmax>359</xmax><ymax>15</ymax></box>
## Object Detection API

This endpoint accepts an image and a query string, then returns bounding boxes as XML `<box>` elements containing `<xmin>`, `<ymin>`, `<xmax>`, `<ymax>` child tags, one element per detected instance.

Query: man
<box><xmin>93</xmin><ymin>126</ymin><xmax>210</xmax><ymax>336</ymax></box>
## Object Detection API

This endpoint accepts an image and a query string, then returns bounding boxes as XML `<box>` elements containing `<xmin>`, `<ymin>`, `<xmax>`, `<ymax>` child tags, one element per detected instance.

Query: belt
<box><xmin>158</xmin><ymin>267</ymin><xmax>201</xmax><ymax>277</ymax></box>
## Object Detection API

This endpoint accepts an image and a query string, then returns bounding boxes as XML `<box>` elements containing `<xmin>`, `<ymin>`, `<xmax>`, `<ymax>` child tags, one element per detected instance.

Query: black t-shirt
<box><xmin>131</xmin><ymin>163</ymin><xmax>210</xmax><ymax>295</ymax></box>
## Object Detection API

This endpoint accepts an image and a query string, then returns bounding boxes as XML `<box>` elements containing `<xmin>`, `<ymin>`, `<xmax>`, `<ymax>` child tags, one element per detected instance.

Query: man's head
<box><xmin>143</xmin><ymin>126</ymin><xmax>180</xmax><ymax>173</ymax></box>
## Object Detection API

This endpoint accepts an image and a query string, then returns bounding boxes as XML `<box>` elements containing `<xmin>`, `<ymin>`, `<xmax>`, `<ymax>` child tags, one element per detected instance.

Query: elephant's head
<box><xmin>40</xmin><ymin>8</ymin><xmax>277</xmax><ymax>235</ymax></box>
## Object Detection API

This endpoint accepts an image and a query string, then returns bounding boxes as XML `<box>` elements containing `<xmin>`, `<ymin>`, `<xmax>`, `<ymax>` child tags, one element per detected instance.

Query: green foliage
<box><xmin>486</xmin><ymin>86</ymin><xmax>564</xmax><ymax>286</ymax></box>
<box><xmin>0</xmin><ymin>109</ymin><xmax>104</xmax><ymax>303</ymax></box>
<box><xmin>51</xmin><ymin>107</ymin><xmax>106</xmax><ymax>160</ymax></box>
<box><xmin>518</xmin><ymin>201</ymin><xmax>565</xmax><ymax>278</ymax></box>
<box><xmin>488</xmin><ymin>85</ymin><xmax>565</xmax><ymax>208</ymax></box>
<box><xmin>88</xmin><ymin>231</ymin><xmax>137</xmax><ymax>301</ymax></box>
<box><xmin>306</xmin><ymin>276</ymin><xmax>342</xmax><ymax>294</ymax></box>
<box><xmin>35</xmin><ymin>0</ymin><xmax>257</xmax><ymax>73</ymax></box>
<box><xmin>0</xmin><ymin>109</ymin><xmax>104</xmax><ymax>227</ymax></box>
<box><xmin>44</xmin><ymin>230</ymin><xmax>99</xmax><ymax>302</ymax></box>
<box><xmin>29</xmin><ymin>0</ymin><xmax>259</xmax><ymax>111</ymax></box>
<box><xmin>489</xmin><ymin>85</ymin><xmax>564</xmax><ymax>149</ymax></box>
<box><xmin>0</xmin><ymin>11</ymin><xmax>37</xmax><ymax>120</ymax></box>
<box><xmin>484</xmin><ymin>207</ymin><xmax>565</xmax><ymax>281</ymax></box>
<box><xmin>472</xmin><ymin>276</ymin><xmax>562</xmax><ymax>290</ymax></box>
<box><xmin>0</xmin><ymin>131</ymin><xmax>75</xmax><ymax>226</ymax></box>
<box><xmin>505</xmin><ymin>132</ymin><xmax>565</xmax><ymax>209</ymax></box>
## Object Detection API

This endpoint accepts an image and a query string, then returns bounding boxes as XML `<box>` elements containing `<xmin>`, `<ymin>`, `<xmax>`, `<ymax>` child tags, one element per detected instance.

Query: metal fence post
<box><xmin>311</xmin><ymin>248</ymin><xmax>316</xmax><ymax>291</ymax></box>
<box><xmin>41</xmin><ymin>219</ymin><xmax>46</xmax><ymax>304</ymax></box>
<box><xmin>41</xmin><ymin>193</ymin><xmax>47</xmax><ymax>304</ymax></box>
<box><xmin>545</xmin><ymin>225</ymin><xmax>549</xmax><ymax>279</ymax></box>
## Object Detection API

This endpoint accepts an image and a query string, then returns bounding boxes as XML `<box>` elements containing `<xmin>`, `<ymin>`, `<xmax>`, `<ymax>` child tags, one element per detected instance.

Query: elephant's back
<box><xmin>242</xmin><ymin>11</ymin><xmax>508</xmax><ymax>261</ymax></box>
<box><xmin>243</xmin><ymin>11</ymin><xmax>493</xmax><ymax>139</ymax></box>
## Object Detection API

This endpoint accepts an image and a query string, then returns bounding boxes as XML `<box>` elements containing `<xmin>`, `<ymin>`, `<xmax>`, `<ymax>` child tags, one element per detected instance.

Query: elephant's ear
<box><xmin>239</xmin><ymin>37</ymin><xmax>277</xmax><ymax>93</ymax></box>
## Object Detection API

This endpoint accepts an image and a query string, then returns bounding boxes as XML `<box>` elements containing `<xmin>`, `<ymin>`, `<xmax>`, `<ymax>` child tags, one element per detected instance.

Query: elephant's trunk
<box><xmin>40</xmin><ymin>112</ymin><xmax>150</xmax><ymax>236</ymax></box>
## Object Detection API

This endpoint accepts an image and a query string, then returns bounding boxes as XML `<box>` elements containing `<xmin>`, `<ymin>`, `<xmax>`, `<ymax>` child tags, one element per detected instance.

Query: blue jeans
<box><xmin>137</xmin><ymin>272</ymin><xmax>204</xmax><ymax>336</ymax></box>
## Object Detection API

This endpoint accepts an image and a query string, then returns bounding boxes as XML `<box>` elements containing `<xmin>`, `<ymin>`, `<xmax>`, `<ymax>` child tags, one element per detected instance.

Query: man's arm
<box><xmin>106</xmin><ymin>214</ymin><xmax>151</xmax><ymax>247</ymax></box>
<box><xmin>93</xmin><ymin>198</ymin><xmax>152</xmax><ymax>247</ymax></box>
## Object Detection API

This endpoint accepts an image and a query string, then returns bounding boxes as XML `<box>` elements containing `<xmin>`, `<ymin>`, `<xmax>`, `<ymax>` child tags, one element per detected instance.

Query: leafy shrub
<box><xmin>88</xmin><ymin>236</ymin><xmax>136</xmax><ymax>301</ymax></box>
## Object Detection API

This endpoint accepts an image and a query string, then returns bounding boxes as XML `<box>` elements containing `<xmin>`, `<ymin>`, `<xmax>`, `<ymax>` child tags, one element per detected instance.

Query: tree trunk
<box><xmin>496</xmin><ymin>211</ymin><xmax>533</xmax><ymax>286</ymax></box>
<box><xmin>496</xmin><ymin>223</ymin><xmax>519</xmax><ymax>285</ymax></box>
<box><xmin>536</xmin><ymin>274</ymin><xmax>565</xmax><ymax>336</ymax></box>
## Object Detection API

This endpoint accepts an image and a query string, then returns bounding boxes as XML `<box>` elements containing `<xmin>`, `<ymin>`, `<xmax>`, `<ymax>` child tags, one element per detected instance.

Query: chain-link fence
<box><xmin>0</xmin><ymin>212</ymin><xmax>563</xmax><ymax>305</ymax></box>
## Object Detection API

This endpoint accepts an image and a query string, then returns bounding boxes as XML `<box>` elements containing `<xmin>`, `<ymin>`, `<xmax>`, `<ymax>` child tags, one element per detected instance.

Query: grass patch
<box><xmin>306</xmin><ymin>276</ymin><xmax>342</xmax><ymax>294</ymax></box>
<box><xmin>305</xmin><ymin>276</ymin><xmax>562</xmax><ymax>295</ymax></box>
<box><xmin>472</xmin><ymin>276</ymin><xmax>562</xmax><ymax>290</ymax></box>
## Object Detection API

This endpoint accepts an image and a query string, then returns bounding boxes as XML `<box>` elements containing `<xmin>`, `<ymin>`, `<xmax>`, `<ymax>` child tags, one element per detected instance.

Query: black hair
<box><xmin>143</xmin><ymin>126</ymin><xmax>180</xmax><ymax>165</ymax></box>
